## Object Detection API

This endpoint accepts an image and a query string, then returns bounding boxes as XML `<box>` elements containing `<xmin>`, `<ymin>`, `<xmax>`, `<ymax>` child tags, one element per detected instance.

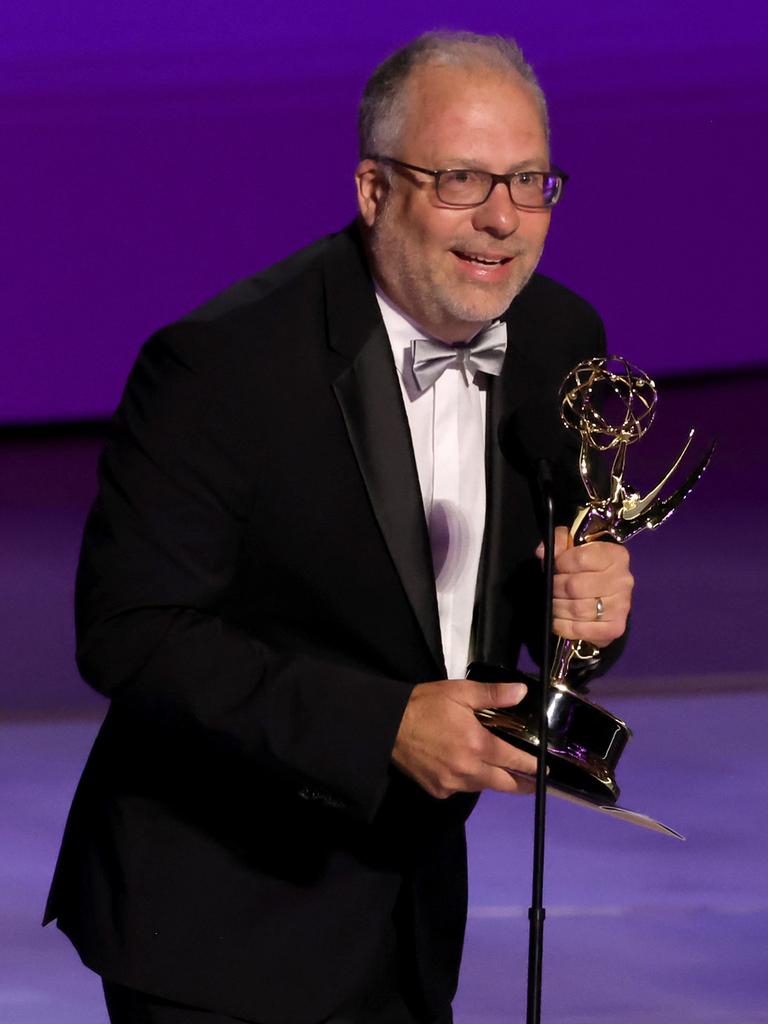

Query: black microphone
<box><xmin>498</xmin><ymin>399</ymin><xmax>568</xmax><ymax>490</ymax></box>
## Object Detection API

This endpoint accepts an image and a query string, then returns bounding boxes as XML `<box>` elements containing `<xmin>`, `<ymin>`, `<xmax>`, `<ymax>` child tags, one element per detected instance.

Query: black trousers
<box><xmin>102</xmin><ymin>980</ymin><xmax>451</xmax><ymax>1024</ymax></box>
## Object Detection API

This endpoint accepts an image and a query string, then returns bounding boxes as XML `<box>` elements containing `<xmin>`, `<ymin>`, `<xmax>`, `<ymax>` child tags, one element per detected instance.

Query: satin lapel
<box><xmin>323</xmin><ymin>230</ymin><xmax>444</xmax><ymax>671</ymax></box>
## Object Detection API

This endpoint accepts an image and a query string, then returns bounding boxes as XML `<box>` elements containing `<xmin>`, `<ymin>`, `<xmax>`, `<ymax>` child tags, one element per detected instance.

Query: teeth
<box><xmin>460</xmin><ymin>252</ymin><xmax>503</xmax><ymax>265</ymax></box>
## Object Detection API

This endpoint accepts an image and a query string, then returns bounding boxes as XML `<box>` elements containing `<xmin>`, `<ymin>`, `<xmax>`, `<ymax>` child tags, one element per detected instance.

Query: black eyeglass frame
<box><xmin>369</xmin><ymin>155</ymin><xmax>569</xmax><ymax>210</ymax></box>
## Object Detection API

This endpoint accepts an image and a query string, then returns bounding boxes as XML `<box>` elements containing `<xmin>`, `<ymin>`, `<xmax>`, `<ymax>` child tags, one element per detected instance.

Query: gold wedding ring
<box><xmin>595</xmin><ymin>597</ymin><xmax>605</xmax><ymax>621</ymax></box>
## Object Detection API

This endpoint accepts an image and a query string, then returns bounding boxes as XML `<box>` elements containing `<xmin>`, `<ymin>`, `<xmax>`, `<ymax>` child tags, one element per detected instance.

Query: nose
<box><xmin>471</xmin><ymin>179</ymin><xmax>521</xmax><ymax>238</ymax></box>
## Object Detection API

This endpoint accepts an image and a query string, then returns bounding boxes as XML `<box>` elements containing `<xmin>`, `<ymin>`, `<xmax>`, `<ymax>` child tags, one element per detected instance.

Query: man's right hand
<box><xmin>391</xmin><ymin>680</ymin><xmax>538</xmax><ymax>799</ymax></box>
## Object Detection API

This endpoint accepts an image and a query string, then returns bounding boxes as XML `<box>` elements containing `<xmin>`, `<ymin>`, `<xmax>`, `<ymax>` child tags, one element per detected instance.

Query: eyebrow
<box><xmin>438</xmin><ymin>157</ymin><xmax>550</xmax><ymax>171</ymax></box>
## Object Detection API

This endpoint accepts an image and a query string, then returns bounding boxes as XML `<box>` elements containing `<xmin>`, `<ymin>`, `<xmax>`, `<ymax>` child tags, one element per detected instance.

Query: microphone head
<box><xmin>498</xmin><ymin>398</ymin><xmax>569</xmax><ymax>477</ymax></box>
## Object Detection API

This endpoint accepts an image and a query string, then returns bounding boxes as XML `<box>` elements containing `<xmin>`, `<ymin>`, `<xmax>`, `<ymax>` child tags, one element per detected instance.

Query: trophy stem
<box><xmin>551</xmin><ymin>636</ymin><xmax>570</xmax><ymax>683</ymax></box>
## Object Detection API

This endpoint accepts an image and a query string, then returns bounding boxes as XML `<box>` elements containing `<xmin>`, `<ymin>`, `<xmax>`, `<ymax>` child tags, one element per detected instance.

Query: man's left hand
<box><xmin>536</xmin><ymin>526</ymin><xmax>633</xmax><ymax>647</ymax></box>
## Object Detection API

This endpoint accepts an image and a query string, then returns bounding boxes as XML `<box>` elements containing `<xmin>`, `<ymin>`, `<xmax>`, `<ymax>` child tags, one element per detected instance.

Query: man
<box><xmin>46</xmin><ymin>31</ymin><xmax>633</xmax><ymax>1024</ymax></box>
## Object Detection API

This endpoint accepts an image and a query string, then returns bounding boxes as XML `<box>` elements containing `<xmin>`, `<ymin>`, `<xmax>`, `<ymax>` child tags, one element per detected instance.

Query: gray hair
<box><xmin>358</xmin><ymin>30</ymin><xmax>549</xmax><ymax>160</ymax></box>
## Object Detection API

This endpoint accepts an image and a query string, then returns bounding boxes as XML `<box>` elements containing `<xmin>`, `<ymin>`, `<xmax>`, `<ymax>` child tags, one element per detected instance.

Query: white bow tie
<box><xmin>410</xmin><ymin>320</ymin><xmax>508</xmax><ymax>392</ymax></box>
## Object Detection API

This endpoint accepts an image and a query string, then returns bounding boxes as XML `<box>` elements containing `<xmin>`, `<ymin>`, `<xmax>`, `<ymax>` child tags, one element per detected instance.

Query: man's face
<box><xmin>357</xmin><ymin>63</ymin><xmax>552</xmax><ymax>342</ymax></box>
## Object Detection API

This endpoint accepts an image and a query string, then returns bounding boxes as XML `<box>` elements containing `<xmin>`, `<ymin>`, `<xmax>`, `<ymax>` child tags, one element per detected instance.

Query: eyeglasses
<box><xmin>370</xmin><ymin>156</ymin><xmax>568</xmax><ymax>210</ymax></box>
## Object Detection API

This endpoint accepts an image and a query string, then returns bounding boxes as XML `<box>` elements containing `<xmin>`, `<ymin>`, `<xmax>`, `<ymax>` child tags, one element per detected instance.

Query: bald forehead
<box><xmin>397</xmin><ymin>61</ymin><xmax>548</xmax><ymax>142</ymax></box>
<box><xmin>396</xmin><ymin>61</ymin><xmax>548</xmax><ymax>160</ymax></box>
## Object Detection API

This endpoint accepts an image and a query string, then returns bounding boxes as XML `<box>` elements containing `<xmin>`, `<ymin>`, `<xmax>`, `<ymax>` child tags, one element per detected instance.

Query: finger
<box><xmin>504</xmin><ymin>769</ymin><xmax>538</xmax><ymax>795</ymax></box>
<box><xmin>552</xmin><ymin>565</ymin><xmax>634</xmax><ymax>601</ymax></box>
<box><xmin>462</xmin><ymin>680</ymin><xmax>528</xmax><ymax>710</ymax></box>
<box><xmin>487</xmin><ymin>745</ymin><xmax>540</xmax><ymax>774</ymax></box>
<box><xmin>551</xmin><ymin>593</ymin><xmax>630</xmax><ymax>623</ymax></box>
<box><xmin>554</xmin><ymin>525</ymin><xmax>572</xmax><ymax>556</ymax></box>
<box><xmin>425</xmin><ymin>728</ymin><xmax>540</xmax><ymax>797</ymax></box>
<box><xmin>554</xmin><ymin>541</ymin><xmax>629</xmax><ymax>576</ymax></box>
<box><xmin>481</xmin><ymin>767</ymin><xmax>537</xmax><ymax>795</ymax></box>
<box><xmin>482</xmin><ymin>732</ymin><xmax>539</xmax><ymax>776</ymax></box>
<box><xmin>552</xmin><ymin>615</ymin><xmax>629</xmax><ymax>646</ymax></box>
<box><xmin>534</xmin><ymin>525</ymin><xmax>571</xmax><ymax>561</ymax></box>
<box><xmin>426</xmin><ymin>735</ymin><xmax>538</xmax><ymax>797</ymax></box>
<box><xmin>552</xmin><ymin>596</ymin><xmax>603</xmax><ymax>622</ymax></box>
<box><xmin>468</xmin><ymin>723</ymin><xmax>543</xmax><ymax>790</ymax></box>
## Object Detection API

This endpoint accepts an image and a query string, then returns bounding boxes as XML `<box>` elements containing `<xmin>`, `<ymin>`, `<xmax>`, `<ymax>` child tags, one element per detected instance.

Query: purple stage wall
<box><xmin>2</xmin><ymin>2</ymin><xmax>767</xmax><ymax>423</ymax></box>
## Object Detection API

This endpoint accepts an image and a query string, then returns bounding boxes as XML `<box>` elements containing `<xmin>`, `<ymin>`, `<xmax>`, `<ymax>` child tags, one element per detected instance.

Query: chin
<box><xmin>451</xmin><ymin>274</ymin><xmax>534</xmax><ymax>323</ymax></box>
<box><xmin>446</xmin><ymin>288</ymin><xmax>522</xmax><ymax>325</ymax></box>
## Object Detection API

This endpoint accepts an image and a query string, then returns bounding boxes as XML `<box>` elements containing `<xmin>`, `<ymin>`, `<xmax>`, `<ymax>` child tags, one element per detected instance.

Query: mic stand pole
<box><xmin>526</xmin><ymin>471</ymin><xmax>555</xmax><ymax>1024</ymax></box>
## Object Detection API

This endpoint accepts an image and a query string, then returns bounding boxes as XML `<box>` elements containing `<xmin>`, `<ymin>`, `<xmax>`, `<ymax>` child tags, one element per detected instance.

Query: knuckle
<box><xmin>431</xmin><ymin>783</ymin><xmax>452</xmax><ymax>800</ymax></box>
<box><xmin>573</xmin><ymin>545</ymin><xmax>592</xmax><ymax>570</ymax></box>
<box><xmin>496</xmin><ymin>775</ymin><xmax>518</xmax><ymax>794</ymax></box>
<box><xmin>485</xmin><ymin>681</ymin><xmax>502</xmax><ymax>706</ymax></box>
<box><xmin>551</xmin><ymin>579</ymin><xmax>565</xmax><ymax>600</ymax></box>
<box><xmin>615</xmin><ymin>545</ymin><xmax>630</xmax><ymax>566</ymax></box>
<box><xmin>465</xmin><ymin>733</ymin><xmax>484</xmax><ymax>760</ymax></box>
<box><xmin>432</xmin><ymin>766</ymin><xmax>462</xmax><ymax>798</ymax></box>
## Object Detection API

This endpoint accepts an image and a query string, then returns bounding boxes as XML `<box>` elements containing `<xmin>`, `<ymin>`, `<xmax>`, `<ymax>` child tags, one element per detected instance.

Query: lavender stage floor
<box><xmin>4</xmin><ymin>692</ymin><xmax>768</xmax><ymax>1023</ymax></box>
<box><xmin>2</xmin><ymin>371</ymin><xmax>767</xmax><ymax>1022</ymax></box>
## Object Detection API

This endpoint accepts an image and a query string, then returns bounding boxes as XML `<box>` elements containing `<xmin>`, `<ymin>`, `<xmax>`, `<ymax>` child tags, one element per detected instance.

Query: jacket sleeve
<box><xmin>75</xmin><ymin>322</ymin><xmax>414</xmax><ymax>824</ymax></box>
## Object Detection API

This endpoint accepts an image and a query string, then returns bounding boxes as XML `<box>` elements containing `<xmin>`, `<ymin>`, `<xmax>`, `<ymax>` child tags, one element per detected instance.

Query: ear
<box><xmin>355</xmin><ymin>159</ymin><xmax>389</xmax><ymax>227</ymax></box>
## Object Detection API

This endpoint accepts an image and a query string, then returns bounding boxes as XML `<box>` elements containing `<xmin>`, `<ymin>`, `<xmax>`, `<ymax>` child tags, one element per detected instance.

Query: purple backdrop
<box><xmin>2</xmin><ymin>2</ymin><xmax>766</xmax><ymax>423</ymax></box>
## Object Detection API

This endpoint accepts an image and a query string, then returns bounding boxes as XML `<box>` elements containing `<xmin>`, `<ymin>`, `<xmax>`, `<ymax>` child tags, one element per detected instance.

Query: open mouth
<box><xmin>453</xmin><ymin>251</ymin><xmax>512</xmax><ymax>266</ymax></box>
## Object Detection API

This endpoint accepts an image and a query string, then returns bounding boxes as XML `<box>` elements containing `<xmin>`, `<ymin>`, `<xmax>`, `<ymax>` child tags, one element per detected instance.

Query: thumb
<box><xmin>535</xmin><ymin>525</ymin><xmax>572</xmax><ymax>561</ymax></box>
<box><xmin>464</xmin><ymin>680</ymin><xmax>528</xmax><ymax>709</ymax></box>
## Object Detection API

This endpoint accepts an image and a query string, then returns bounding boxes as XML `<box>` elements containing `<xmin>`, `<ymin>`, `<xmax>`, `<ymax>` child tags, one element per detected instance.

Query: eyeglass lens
<box><xmin>437</xmin><ymin>170</ymin><xmax>561</xmax><ymax>207</ymax></box>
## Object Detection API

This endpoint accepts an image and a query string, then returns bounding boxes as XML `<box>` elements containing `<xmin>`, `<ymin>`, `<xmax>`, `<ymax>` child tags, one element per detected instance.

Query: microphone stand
<box><xmin>526</xmin><ymin>465</ymin><xmax>555</xmax><ymax>1024</ymax></box>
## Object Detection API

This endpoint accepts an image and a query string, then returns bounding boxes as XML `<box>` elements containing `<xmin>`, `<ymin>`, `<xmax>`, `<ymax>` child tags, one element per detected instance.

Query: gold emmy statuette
<box><xmin>474</xmin><ymin>356</ymin><xmax>714</xmax><ymax>833</ymax></box>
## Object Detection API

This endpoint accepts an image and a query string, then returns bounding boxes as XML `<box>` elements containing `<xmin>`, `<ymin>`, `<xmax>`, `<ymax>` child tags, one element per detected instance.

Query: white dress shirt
<box><xmin>375</xmin><ymin>288</ymin><xmax>495</xmax><ymax>679</ymax></box>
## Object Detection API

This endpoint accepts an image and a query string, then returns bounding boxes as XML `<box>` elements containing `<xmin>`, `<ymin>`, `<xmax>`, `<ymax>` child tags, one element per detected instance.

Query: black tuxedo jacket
<box><xmin>46</xmin><ymin>224</ymin><xmax>613</xmax><ymax>1024</ymax></box>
